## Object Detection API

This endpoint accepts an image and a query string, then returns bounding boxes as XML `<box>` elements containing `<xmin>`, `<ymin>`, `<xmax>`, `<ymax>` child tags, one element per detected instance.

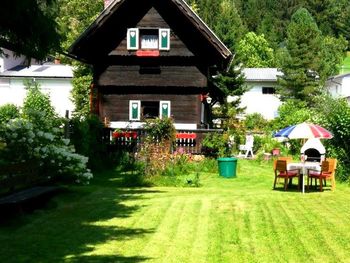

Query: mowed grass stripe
<box><xmin>162</xmin><ymin>198</ymin><xmax>202</xmax><ymax>262</ymax></box>
<box><xmin>294</xmin><ymin>198</ymin><xmax>350</xmax><ymax>261</ymax></box>
<box><xmin>140</xmin><ymin>197</ymin><xmax>187</xmax><ymax>261</ymax></box>
<box><xmin>189</xmin><ymin>198</ymin><xmax>211</xmax><ymax>263</ymax></box>
<box><xmin>82</xmin><ymin>196</ymin><xmax>172</xmax><ymax>258</ymax></box>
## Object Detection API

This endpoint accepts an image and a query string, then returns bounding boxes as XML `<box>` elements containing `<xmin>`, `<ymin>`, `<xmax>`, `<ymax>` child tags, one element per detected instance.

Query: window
<box><xmin>127</xmin><ymin>28</ymin><xmax>170</xmax><ymax>51</ymax></box>
<box><xmin>262</xmin><ymin>87</ymin><xmax>275</xmax><ymax>94</ymax></box>
<box><xmin>159</xmin><ymin>101</ymin><xmax>171</xmax><ymax>118</ymax></box>
<box><xmin>129</xmin><ymin>100</ymin><xmax>171</xmax><ymax>120</ymax></box>
<box><xmin>142</xmin><ymin>101</ymin><xmax>159</xmax><ymax>119</ymax></box>
<box><xmin>127</xmin><ymin>28</ymin><xmax>139</xmax><ymax>50</ymax></box>
<box><xmin>129</xmin><ymin>100</ymin><xmax>141</xmax><ymax>120</ymax></box>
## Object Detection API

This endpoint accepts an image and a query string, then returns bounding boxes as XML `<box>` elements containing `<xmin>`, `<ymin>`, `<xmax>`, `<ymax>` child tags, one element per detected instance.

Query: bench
<box><xmin>0</xmin><ymin>162</ymin><xmax>62</xmax><ymax>216</ymax></box>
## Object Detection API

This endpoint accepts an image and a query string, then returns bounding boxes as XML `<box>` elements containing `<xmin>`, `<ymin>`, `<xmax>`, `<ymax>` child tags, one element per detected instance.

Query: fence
<box><xmin>102</xmin><ymin>128</ymin><xmax>223</xmax><ymax>154</ymax></box>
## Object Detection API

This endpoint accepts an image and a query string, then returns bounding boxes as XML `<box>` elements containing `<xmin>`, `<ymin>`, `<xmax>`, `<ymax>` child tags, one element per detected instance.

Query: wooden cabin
<box><xmin>68</xmin><ymin>0</ymin><xmax>232</xmax><ymax>131</ymax></box>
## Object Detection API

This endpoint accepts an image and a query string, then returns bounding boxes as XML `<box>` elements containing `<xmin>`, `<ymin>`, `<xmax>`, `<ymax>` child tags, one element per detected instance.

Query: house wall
<box><xmin>0</xmin><ymin>49</ymin><xmax>26</xmax><ymax>73</ymax></box>
<box><xmin>102</xmin><ymin>93</ymin><xmax>201</xmax><ymax>129</ymax></box>
<box><xmin>236</xmin><ymin>82</ymin><xmax>282</xmax><ymax>120</ymax></box>
<box><xmin>0</xmin><ymin>78</ymin><xmax>74</xmax><ymax>117</ymax></box>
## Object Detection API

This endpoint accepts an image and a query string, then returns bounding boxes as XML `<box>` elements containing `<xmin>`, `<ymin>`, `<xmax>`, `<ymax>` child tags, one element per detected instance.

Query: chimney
<box><xmin>104</xmin><ymin>0</ymin><xmax>112</xmax><ymax>9</ymax></box>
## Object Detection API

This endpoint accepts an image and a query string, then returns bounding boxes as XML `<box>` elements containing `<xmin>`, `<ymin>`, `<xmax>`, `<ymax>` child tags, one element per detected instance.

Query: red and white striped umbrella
<box><xmin>273</xmin><ymin>122</ymin><xmax>333</xmax><ymax>139</ymax></box>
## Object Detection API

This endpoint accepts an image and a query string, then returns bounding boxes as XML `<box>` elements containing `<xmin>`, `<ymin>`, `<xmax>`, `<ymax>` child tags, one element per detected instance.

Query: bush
<box><xmin>0</xmin><ymin>119</ymin><xmax>92</xmax><ymax>184</ymax></box>
<box><xmin>69</xmin><ymin>115</ymin><xmax>107</xmax><ymax>171</ymax></box>
<box><xmin>0</xmin><ymin>104</ymin><xmax>20</xmax><ymax>124</ymax></box>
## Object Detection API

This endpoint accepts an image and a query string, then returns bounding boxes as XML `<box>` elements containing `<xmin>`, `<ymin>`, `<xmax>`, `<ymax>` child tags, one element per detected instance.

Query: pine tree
<box><xmin>278</xmin><ymin>8</ymin><xmax>322</xmax><ymax>105</ymax></box>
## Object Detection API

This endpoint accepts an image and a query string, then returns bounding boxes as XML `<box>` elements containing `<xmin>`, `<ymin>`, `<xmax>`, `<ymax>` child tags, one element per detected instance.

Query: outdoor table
<box><xmin>287</xmin><ymin>162</ymin><xmax>321</xmax><ymax>193</ymax></box>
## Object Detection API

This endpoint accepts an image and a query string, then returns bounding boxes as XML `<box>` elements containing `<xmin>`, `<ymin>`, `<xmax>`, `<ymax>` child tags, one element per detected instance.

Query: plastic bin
<box><xmin>217</xmin><ymin>157</ymin><xmax>237</xmax><ymax>178</ymax></box>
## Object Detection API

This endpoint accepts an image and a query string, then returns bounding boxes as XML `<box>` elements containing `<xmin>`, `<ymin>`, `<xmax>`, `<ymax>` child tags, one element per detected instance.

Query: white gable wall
<box><xmin>0</xmin><ymin>78</ymin><xmax>74</xmax><ymax>117</ymax></box>
<box><xmin>239</xmin><ymin>84</ymin><xmax>281</xmax><ymax>120</ymax></box>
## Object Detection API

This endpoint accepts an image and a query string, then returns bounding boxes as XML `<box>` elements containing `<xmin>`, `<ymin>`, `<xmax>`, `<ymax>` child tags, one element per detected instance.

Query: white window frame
<box><xmin>127</xmin><ymin>28</ymin><xmax>139</xmax><ymax>50</ymax></box>
<box><xmin>129</xmin><ymin>100</ymin><xmax>141</xmax><ymax>121</ymax></box>
<box><xmin>159</xmin><ymin>28</ymin><xmax>170</xmax><ymax>50</ymax></box>
<box><xmin>159</xmin><ymin>100</ymin><xmax>171</xmax><ymax>119</ymax></box>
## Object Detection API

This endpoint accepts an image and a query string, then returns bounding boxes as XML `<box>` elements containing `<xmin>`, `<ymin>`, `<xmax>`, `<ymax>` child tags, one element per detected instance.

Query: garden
<box><xmin>1</xmin><ymin>84</ymin><xmax>350</xmax><ymax>263</ymax></box>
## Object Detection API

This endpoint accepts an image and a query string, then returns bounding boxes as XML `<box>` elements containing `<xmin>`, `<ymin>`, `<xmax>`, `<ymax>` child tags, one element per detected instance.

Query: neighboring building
<box><xmin>228</xmin><ymin>68</ymin><xmax>283</xmax><ymax>120</ymax></box>
<box><xmin>326</xmin><ymin>73</ymin><xmax>350</xmax><ymax>103</ymax></box>
<box><xmin>68</xmin><ymin>0</ymin><xmax>232</xmax><ymax>130</ymax></box>
<box><xmin>0</xmin><ymin>48</ymin><xmax>74</xmax><ymax>117</ymax></box>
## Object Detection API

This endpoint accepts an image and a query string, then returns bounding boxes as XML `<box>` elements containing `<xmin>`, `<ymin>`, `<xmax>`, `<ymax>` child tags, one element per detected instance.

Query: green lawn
<box><xmin>1</xmin><ymin>159</ymin><xmax>350</xmax><ymax>262</ymax></box>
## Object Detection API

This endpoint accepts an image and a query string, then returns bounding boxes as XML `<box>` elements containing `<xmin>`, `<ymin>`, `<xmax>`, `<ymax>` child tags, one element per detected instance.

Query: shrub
<box><xmin>22</xmin><ymin>80</ymin><xmax>62</xmax><ymax>131</ymax></box>
<box><xmin>69</xmin><ymin>115</ymin><xmax>107</xmax><ymax>171</ymax></box>
<box><xmin>0</xmin><ymin>104</ymin><xmax>20</xmax><ymax>124</ymax></box>
<box><xmin>0</xmin><ymin>119</ymin><xmax>92</xmax><ymax>184</ymax></box>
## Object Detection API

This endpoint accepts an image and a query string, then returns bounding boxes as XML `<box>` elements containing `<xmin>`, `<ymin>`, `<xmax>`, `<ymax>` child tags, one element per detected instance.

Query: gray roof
<box><xmin>243</xmin><ymin>68</ymin><xmax>283</xmax><ymax>82</ymax></box>
<box><xmin>0</xmin><ymin>64</ymin><xmax>73</xmax><ymax>78</ymax></box>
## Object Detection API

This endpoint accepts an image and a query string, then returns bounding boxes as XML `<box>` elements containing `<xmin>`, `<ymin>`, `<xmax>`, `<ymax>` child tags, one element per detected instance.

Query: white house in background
<box><xmin>0</xmin><ymin>48</ymin><xmax>74</xmax><ymax>117</ymax></box>
<box><xmin>326</xmin><ymin>73</ymin><xmax>350</xmax><ymax>103</ymax></box>
<box><xmin>228</xmin><ymin>68</ymin><xmax>283</xmax><ymax>120</ymax></box>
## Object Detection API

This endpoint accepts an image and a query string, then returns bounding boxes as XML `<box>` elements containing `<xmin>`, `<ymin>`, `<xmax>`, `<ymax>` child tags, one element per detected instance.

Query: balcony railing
<box><xmin>102</xmin><ymin>128</ymin><xmax>223</xmax><ymax>154</ymax></box>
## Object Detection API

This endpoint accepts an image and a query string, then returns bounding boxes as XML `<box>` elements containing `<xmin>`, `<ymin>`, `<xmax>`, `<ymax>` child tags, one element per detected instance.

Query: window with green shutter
<box><xmin>159</xmin><ymin>29</ymin><xmax>170</xmax><ymax>50</ymax></box>
<box><xmin>129</xmin><ymin>100</ymin><xmax>141</xmax><ymax>120</ymax></box>
<box><xmin>127</xmin><ymin>28</ymin><xmax>139</xmax><ymax>50</ymax></box>
<box><xmin>159</xmin><ymin>101</ymin><xmax>171</xmax><ymax>119</ymax></box>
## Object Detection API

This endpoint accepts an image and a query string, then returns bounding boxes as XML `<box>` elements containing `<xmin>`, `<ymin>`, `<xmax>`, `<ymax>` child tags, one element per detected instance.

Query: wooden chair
<box><xmin>273</xmin><ymin>160</ymin><xmax>300</xmax><ymax>191</ymax></box>
<box><xmin>307</xmin><ymin>158</ymin><xmax>337</xmax><ymax>191</ymax></box>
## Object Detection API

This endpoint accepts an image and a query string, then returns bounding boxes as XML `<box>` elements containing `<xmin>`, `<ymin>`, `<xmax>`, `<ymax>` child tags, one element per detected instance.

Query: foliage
<box><xmin>313</xmin><ymin>95</ymin><xmax>350</xmax><ymax>182</ymax></box>
<box><xmin>56</xmin><ymin>0</ymin><xmax>103</xmax><ymax>52</ymax></box>
<box><xmin>278</xmin><ymin>8</ymin><xmax>323</xmax><ymax>105</ymax></box>
<box><xmin>71</xmin><ymin>64</ymin><xmax>93</xmax><ymax>118</ymax></box>
<box><xmin>201</xmin><ymin>132</ymin><xmax>231</xmax><ymax>158</ymax></box>
<box><xmin>143</xmin><ymin>117</ymin><xmax>176</xmax><ymax>143</ymax></box>
<box><xmin>213</xmin><ymin>0</ymin><xmax>246</xmax><ymax>51</ymax></box>
<box><xmin>272</xmin><ymin>99</ymin><xmax>312</xmax><ymax>131</ymax></box>
<box><xmin>318</xmin><ymin>35</ymin><xmax>348</xmax><ymax>80</ymax></box>
<box><xmin>236</xmin><ymin>32</ymin><xmax>275</xmax><ymax>67</ymax></box>
<box><xmin>0</xmin><ymin>119</ymin><xmax>92</xmax><ymax>184</ymax></box>
<box><xmin>243</xmin><ymin>113</ymin><xmax>269</xmax><ymax>133</ymax></box>
<box><xmin>69</xmin><ymin>115</ymin><xmax>107</xmax><ymax>171</ymax></box>
<box><xmin>0</xmin><ymin>104</ymin><xmax>20</xmax><ymax>124</ymax></box>
<box><xmin>22</xmin><ymin>80</ymin><xmax>62</xmax><ymax>131</ymax></box>
<box><xmin>0</xmin><ymin>0</ymin><xmax>60</xmax><ymax>60</ymax></box>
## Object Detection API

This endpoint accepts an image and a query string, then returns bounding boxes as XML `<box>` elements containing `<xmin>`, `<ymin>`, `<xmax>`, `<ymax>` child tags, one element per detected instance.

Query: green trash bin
<box><xmin>218</xmin><ymin>157</ymin><xmax>237</xmax><ymax>178</ymax></box>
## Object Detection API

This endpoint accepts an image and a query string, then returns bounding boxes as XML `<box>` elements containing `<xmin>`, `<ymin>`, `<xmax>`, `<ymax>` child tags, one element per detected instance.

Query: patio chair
<box><xmin>307</xmin><ymin>158</ymin><xmax>337</xmax><ymax>191</ymax></box>
<box><xmin>238</xmin><ymin>134</ymin><xmax>254</xmax><ymax>158</ymax></box>
<box><xmin>273</xmin><ymin>160</ymin><xmax>300</xmax><ymax>191</ymax></box>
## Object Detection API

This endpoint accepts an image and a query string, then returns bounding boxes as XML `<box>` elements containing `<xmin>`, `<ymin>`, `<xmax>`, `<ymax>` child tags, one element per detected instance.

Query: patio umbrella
<box><xmin>273</xmin><ymin>122</ymin><xmax>333</xmax><ymax>140</ymax></box>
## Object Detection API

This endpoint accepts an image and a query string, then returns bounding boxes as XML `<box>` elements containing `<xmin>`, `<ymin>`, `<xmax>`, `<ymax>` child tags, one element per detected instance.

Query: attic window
<box><xmin>127</xmin><ymin>28</ymin><xmax>170</xmax><ymax>51</ymax></box>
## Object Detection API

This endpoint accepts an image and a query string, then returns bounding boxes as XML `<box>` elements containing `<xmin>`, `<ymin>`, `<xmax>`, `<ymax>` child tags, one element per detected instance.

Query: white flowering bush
<box><xmin>0</xmin><ymin>119</ymin><xmax>93</xmax><ymax>184</ymax></box>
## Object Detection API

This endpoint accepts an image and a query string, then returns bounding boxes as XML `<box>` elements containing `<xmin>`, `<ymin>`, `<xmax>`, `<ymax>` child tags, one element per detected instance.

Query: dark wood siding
<box><xmin>100</xmin><ymin>94</ymin><xmax>201</xmax><ymax>124</ymax></box>
<box><xmin>111</xmin><ymin>8</ymin><xmax>194</xmax><ymax>57</ymax></box>
<box><xmin>98</xmin><ymin>65</ymin><xmax>207</xmax><ymax>87</ymax></box>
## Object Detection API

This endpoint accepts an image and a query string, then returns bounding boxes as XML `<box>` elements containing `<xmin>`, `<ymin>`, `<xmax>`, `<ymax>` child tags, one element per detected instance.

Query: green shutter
<box><xmin>160</xmin><ymin>101</ymin><xmax>171</xmax><ymax>118</ymax></box>
<box><xmin>127</xmin><ymin>28</ymin><xmax>139</xmax><ymax>50</ymax></box>
<box><xmin>130</xmin><ymin>100</ymin><xmax>140</xmax><ymax>120</ymax></box>
<box><xmin>159</xmin><ymin>29</ymin><xmax>170</xmax><ymax>50</ymax></box>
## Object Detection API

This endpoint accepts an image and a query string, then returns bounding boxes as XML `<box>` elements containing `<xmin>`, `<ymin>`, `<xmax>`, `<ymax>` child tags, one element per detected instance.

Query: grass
<box><xmin>1</xmin><ymin>159</ymin><xmax>350</xmax><ymax>262</ymax></box>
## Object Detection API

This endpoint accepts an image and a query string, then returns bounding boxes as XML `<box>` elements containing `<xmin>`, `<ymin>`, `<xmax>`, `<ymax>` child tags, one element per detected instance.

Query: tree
<box><xmin>278</xmin><ymin>8</ymin><xmax>322</xmax><ymax>104</ymax></box>
<box><xmin>318</xmin><ymin>36</ymin><xmax>347</xmax><ymax>80</ymax></box>
<box><xmin>213</xmin><ymin>0</ymin><xmax>246</xmax><ymax>51</ymax></box>
<box><xmin>236</xmin><ymin>32</ymin><xmax>275</xmax><ymax>67</ymax></box>
<box><xmin>56</xmin><ymin>0</ymin><xmax>103</xmax><ymax>117</ymax></box>
<box><xmin>0</xmin><ymin>0</ymin><xmax>60</xmax><ymax>60</ymax></box>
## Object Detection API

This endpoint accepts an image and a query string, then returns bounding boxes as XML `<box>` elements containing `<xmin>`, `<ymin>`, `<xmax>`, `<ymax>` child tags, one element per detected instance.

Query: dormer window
<box><xmin>127</xmin><ymin>28</ymin><xmax>170</xmax><ymax>51</ymax></box>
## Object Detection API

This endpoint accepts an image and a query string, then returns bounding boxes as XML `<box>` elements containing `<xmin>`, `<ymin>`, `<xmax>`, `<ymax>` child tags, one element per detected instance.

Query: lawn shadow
<box><xmin>0</xmin><ymin>171</ymin><xmax>166</xmax><ymax>262</ymax></box>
